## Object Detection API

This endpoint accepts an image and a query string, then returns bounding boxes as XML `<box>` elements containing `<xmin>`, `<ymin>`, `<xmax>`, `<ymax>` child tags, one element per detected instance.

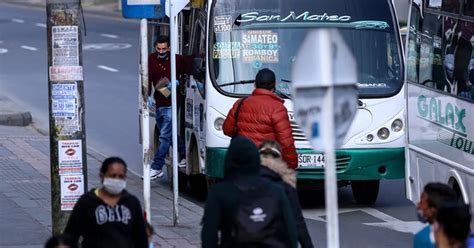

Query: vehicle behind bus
<box><xmin>404</xmin><ymin>0</ymin><xmax>474</xmax><ymax>207</ymax></box>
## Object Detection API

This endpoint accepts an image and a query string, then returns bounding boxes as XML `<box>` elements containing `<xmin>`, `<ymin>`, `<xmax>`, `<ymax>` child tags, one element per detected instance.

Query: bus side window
<box><xmin>191</xmin><ymin>17</ymin><xmax>206</xmax><ymax>97</ymax></box>
<box><xmin>441</xmin><ymin>0</ymin><xmax>460</xmax><ymax>13</ymax></box>
<box><xmin>465</xmin><ymin>0</ymin><xmax>474</xmax><ymax>17</ymax></box>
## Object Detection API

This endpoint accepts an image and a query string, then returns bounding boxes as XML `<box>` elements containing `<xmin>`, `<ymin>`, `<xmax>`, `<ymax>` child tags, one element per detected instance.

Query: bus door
<box><xmin>185</xmin><ymin>10</ymin><xmax>207</xmax><ymax>175</ymax></box>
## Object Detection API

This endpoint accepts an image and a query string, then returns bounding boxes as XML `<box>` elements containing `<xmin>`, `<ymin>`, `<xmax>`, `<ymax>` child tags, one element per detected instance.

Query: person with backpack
<box><xmin>201</xmin><ymin>136</ymin><xmax>297</xmax><ymax>248</ymax></box>
<box><xmin>259</xmin><ymin>140</ymin><xmax>314</xmax><ymax>248</ymax></box>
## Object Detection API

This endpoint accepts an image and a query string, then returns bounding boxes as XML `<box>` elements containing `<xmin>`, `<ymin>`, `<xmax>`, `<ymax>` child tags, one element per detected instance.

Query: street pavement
<box><xmin>0</xmin><ymin>98</ymin><xmax>202</xmax><ymax>247</ymax></box>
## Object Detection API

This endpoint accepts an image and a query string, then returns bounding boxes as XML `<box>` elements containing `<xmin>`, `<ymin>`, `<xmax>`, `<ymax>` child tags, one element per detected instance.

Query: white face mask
<box><xmin>103</xmin><ymin>178</ymin><xmax>126</xmax><ymax>195</ymax></box>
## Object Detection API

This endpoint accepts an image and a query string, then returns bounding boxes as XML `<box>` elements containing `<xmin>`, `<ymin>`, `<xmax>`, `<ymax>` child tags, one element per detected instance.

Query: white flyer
<box><xmin>52</xmin><ymin>25</ymin><xmax>79</xmax><ymax>66</ymax></box>
<box><xmin>58</xmin><ymin>139</ymin><xmax>83</xmax><ymax>175</ymax></box>
<box><xmin>60</xmin><ymin>175</ymin><xmax>84</xmax><ymax>211</ymax></box>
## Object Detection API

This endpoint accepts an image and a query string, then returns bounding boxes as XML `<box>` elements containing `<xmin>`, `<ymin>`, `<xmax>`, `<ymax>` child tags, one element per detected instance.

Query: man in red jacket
<box><xmin>223</xmin><ymin>68</ymin><xmax>298</xmax><ymax>169</ymax></box>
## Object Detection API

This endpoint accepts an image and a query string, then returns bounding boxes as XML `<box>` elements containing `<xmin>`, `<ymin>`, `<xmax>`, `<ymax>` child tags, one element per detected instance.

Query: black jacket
<box><xmin>201</xmin><ymin>136</ymin><xmax>297</xmax><ymax>248</ymax></box>
<box><xmin>260</xmin><ymin>155</ymin><xmax>314</xmax><ymax>248</ymax></box>
<box><xmin>64</xmin><ymin>189</ymin><xmax>148</xmax><ymax>248</ymax></box>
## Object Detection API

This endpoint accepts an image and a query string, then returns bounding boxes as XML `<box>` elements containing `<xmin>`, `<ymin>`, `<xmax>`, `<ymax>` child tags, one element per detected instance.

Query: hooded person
<box><xmin>201</xmin><ymin>136</ymin><xmax>297</xmax><ymax>248</ymax></box>
<box><xmin>259</xmin><ymin>140</ymin><xmax>314</xmax><ymax>248</ymax></box>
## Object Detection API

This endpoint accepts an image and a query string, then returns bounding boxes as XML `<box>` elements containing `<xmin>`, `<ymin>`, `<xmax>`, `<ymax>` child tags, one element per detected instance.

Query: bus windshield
<box><xmin>210</xmin><ymin>0</ymin><xmax>403</xmax><ymax>98</ymax></box>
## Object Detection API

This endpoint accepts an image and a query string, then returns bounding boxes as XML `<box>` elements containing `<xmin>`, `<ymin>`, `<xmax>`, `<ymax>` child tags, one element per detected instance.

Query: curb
<box><xmin>0</xmin><ymin>111</ymin><xmax>32</xmax><ymax>126</ymax></box>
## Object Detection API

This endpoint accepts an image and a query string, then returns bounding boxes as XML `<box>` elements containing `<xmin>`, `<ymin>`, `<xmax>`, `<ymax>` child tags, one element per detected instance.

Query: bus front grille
<box><xmin>291</xmin><ymin>121</ymin><xmax>308</xmax><ymax>141</ymax></box>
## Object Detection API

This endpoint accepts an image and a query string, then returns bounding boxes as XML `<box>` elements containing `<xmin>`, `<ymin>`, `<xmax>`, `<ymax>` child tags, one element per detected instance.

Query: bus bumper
<box><xmin>297</xmin><ymin>147</ymin><xmax>405</xmax><ymax>180</ymax></box>
<box><xmin>206</xmin><ymin>147</ymin><xmax>405</xmax><ymax>180</ymax></box>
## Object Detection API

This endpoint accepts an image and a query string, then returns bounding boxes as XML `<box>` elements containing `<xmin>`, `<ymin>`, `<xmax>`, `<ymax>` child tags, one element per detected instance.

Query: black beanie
<box><xmin>224</xmin><ymin>136</ymin><xmax>261</xmax><ymax>177</ymax></box>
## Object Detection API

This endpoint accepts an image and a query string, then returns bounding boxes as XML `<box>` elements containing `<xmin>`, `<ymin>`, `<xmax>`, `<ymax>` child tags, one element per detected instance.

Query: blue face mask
<box><xmin>416</xmin><ymin>209</ymin><xmax>428</xmax><ymax>223</ymax></box>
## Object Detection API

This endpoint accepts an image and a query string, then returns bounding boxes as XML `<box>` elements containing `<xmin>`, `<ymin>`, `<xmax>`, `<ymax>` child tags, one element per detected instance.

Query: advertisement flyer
<box><xmin>52</xmin><ymin>26</ymin><xmax>79</xmax><ymax>66</ymax></box>
<box><xmin>52</xmin><ymin>83</ymin><xmax>78</xmax><ymax>118</ymax></box>
<box><xmin>60</xmin><ymin>175</ymin><xmax>84</xmax><ymax>211</ymax></box>
<box><xmin>58</xmin><ymin>139</ymin><xmax>83</xmax><ymax>175</ymax></box>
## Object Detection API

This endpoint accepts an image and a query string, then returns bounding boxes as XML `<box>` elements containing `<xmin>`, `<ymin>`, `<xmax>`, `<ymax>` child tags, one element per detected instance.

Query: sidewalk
<box><xmin>0</xmin><ymin>97</ymin><xmax>202</xmax><ymax>247</ymax></box>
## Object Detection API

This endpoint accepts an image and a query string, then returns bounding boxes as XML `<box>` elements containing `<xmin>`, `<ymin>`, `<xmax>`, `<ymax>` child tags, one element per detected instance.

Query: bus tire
<box><xmin>351</xmin><ymin>180</ymin><xmax>379</xmax><ymax>205</ymax></box>
<box><xmin>188</xmin><ymin>142</ymin><xmax>207</xmax><ymax>199</ymax></box>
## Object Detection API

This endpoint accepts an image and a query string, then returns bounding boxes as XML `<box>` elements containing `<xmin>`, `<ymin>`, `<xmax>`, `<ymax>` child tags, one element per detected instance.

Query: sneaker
<box><xmin>178</xmin><ymin>159</ymin><xmax>187</xmax><ymax>168</ymax></box>
<box><xmin>150</xmin><ymin>169</ymin><xmax>164</xmax><ymax>180</ymax></box>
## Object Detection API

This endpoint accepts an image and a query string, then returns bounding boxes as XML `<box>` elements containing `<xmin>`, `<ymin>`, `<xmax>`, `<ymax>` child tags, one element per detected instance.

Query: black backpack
<box><xmin>232</xmin><ymin>180</ymin><xmax>286</xmax><ymax>247</ymax></box>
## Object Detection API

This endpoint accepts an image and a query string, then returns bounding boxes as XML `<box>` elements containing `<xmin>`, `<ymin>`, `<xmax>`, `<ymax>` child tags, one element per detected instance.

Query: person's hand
<box><xmin>147</xmin><ymin>96</ymin><xmax>155</xmax><ymax>109</ymax></box>
<box><xmin>166</xmin><ymin>80</ymin><xmax>180</xmax><ymax>90</ymax></box>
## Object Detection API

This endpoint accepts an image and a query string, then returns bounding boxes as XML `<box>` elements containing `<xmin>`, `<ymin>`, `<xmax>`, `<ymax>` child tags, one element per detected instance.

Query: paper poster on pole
<box><xmin>58</xmin><ymin>139</ymin><xmax>83</xmax><ymax>175</ymax></box>
<box><xmin>60</xmin><ymin>175</ymin><xmax>84</xmax><ymax>211</ymax></box>
<box><xmin>49</xmin><ymin>66</ymin><xmax>83</xmax><ymax>81</ymax></box>
<box><xmin>52</xmin><ymin>26</ymin><xmax>79</xmax><ymax>66</ymax></box>
<box><xmin>52</xmin><ymin>83</ymin><xmax>78</xmax><ymax>118</ymax></box>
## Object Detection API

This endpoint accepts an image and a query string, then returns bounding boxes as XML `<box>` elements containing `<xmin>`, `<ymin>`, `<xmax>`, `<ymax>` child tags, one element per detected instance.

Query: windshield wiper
<box><xmin>275</xmin><ymin>89</ymin><xmax>291</xmax><ymax>99</ymax></box>
<box><xmin>218</xmin><ymin>80</ymin><xmax>254</xmax><ymax>88</ymax></box>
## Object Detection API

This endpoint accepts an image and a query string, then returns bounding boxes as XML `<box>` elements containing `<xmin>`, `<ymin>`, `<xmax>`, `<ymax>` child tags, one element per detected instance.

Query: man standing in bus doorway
<box><xmin>414</xmin><ymin>182</ymin><xmax>457</xmax><ymax>248</ymax></box>
<box><xmin>223</xmin><ymin>68</ymin><xmax>298</xmax><ymax>169</ymax></box>
<box><xmin>148</xmin><ymin>35</ymin><xmax>187</xmax><ymax>179</ymax></box>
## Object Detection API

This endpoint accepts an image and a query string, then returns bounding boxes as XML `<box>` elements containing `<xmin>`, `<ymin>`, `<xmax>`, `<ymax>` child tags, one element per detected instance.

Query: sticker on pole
<box><xmin>60</xmin><ymin>174</ymin><xmax>84</xmax><ymax>211</ymax></box>
<box><xmin>58</xmin><ymin>139</ymin><xmax>83</xmax><ymax>175</ymax></box>
<box><xmin>292</xmin><ymin>29</ymin><xmax>358</xmax><ymax>150</ymax></box>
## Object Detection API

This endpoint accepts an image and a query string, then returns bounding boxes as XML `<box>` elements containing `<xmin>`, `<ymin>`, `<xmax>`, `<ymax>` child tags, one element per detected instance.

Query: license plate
<box><xmin>298</xmin><ymin>153</ymin><xmax>325</xmax><ymax>168</ymax></box>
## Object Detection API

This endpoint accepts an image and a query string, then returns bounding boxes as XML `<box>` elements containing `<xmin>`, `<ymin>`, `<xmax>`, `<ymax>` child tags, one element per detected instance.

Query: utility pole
<box><xmin>46</xmin><ymin>0</ymin><xmax>87</xmax><ymax>235</ymax></box>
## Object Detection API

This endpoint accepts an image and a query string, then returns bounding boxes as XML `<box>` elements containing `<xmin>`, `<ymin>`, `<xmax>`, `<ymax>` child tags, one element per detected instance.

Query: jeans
<box><xmin>151</xmin><ymin>106</ymin><xmax>185</xmax><ymax>170</ymax></box>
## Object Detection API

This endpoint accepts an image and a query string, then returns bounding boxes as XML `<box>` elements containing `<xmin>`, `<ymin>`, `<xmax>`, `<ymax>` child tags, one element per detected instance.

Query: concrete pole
<box><xmin>46</xmin><ymin>0</ymin><xmax>88</xmax><ymax>235</ymax></box>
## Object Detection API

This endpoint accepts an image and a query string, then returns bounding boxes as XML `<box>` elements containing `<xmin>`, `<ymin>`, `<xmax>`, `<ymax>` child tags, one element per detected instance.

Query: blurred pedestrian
<box><xmin>201</xmin><ymin>136</ymin><xmax>297</xmax><ymax>247</ymax></box>
<box><xmin>44</xmin><ymin>234</ymin><xmax>77</xmax><ymax>248</ymax></box>
<box><xmin>414</xmin><ymin>183</ymin><xmax>457</xmax><ymax>248</ymax></box>
<box><xmin>223</xmin><ymin>68</ymin><xmax>298</xmax><ymax>169</ymax></box>
<box><xmin>433</xmin><ymin>202</ymin><xmax>471</xmax><ymax>248</ymax></box>
<box><xmin>64</xmin><ymin>157</ymin><xmax>148</xmax><ymax>248</ymax></box>
<box><xmin>259</xmin><ymin>140</ymin><xmax>313</xmax><ymax>248</ymax></box>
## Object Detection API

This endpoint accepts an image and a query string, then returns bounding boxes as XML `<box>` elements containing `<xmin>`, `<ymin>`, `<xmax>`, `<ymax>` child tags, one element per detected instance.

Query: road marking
<box><xmin>83</xmin><ymin>43</ymin><xmax>131</xmax><ymax>51</ymax></box>
<box><xmin>12</xmin><ymin>18</ymin><xmax>25</xmax><ymax>23</ymax></box>
<box><xmin>35</xmin><ymin>23</ymin><xmax>47</xmax><ymax>28</ymax></box>
<box><xmin>100</xmin><ymin>33</ymin><xmax>118</xmax><ymax>39</ymax></box>
<box><xmin>21</xmin><ymin>45</ymin><xmax>38</xmax><ymax>51</ymax></box>
<box><xmin>0</xmin><ymin>48</ymin><xmax>8</xmax><ymax>54</ymax></box>
<box><xmin>304</xmin><ymin>207</ymin><xmax>426</xmax><ymax>234</ymax></box>
<box><xmin>97</xmin><ymin>65</ymin><xmax>118</xmax><ymax>72</ymax></box>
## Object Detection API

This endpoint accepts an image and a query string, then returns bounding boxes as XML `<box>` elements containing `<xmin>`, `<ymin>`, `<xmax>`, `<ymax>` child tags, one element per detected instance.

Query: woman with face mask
<box><xmin>64</xmin><ymin>157</ymin><xmax>148</xmax><ymax>248</ymax></box>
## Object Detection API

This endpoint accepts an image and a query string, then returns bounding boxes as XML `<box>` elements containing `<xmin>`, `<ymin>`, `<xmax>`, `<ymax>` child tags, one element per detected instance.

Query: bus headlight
<box><xmin>366</xmin><ymin>134</ymin><xmax>374</xmax><ymax>142</ymax></box>
<box><xmin>391</xmin><ymin>119</ymin><xmax>403</xmax><ymax>132</ymax></box>
<box><xmin>214</xmin><ymin>117</ymin><xmax>225</xmax><ymax>131</ymax></box>
<box><xmin>377</xmin><ymin>127</ymin><xmax>390</xmax><ymax>140</ymax></box>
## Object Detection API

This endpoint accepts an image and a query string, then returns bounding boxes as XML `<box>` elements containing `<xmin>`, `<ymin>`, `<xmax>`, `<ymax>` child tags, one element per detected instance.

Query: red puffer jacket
<box><xmin>223</xmin><ymin>89</ymin><xmax>298</xmax><ymax>169</ymax></box>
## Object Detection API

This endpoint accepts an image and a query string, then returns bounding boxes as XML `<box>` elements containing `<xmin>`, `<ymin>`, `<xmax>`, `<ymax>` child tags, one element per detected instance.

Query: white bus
<box><xmin>155</xmin><ymin>0</ymin><xmax>406</xmax><ymax>203</ymax></box>
<box><xmin>405</xmin><ymin>0</ymin><xmax>474</xmax><ymax>205</ymax></box>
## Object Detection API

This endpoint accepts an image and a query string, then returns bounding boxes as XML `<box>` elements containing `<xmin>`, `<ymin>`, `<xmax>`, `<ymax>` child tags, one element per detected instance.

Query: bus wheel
<box><xmin>190</xmin><ymin>174</ymin><xmax>207</xmax><ymax>200</ymax></box>
<box><xmin>188</xmin><ymin>144</ymin><xmax>207</xmax><ymax>199</ymax></box>
<box><xmin>351</xmin><ymin>180</ymin><xmax>379</xmax><ymax>205</ymax></box>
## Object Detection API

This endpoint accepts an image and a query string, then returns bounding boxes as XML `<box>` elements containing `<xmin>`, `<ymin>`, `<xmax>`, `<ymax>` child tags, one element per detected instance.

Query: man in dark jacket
<box><xmin>222</xmin><ymin>68</ymin><xmax>298</xmax><ymax>169</ymax></box>
<box><xmin>259</xmin><ymin>140</ymin><xmax>313</xmax><ymax>248</ymax></box>
<box><xmin>201</xmin><ymin>136</ymin><xmax>297</xmax><ymax>248</ymax></box>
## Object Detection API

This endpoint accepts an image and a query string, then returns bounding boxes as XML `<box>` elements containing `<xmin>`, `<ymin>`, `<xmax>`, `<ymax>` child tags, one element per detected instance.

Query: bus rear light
<box><xmin>377</xmin><ymin>128</ymin><xmax>390</xmax><ymax>140</ymax></box>
<box><xmin>391</xmin><ymin>119</ymin><xmax>403</xmax><ymax>132</ymax></box>
<box><xmin>214</xmin><ymin>117</ymin><xmax>224</xmax><ymax>131</ymax></box>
